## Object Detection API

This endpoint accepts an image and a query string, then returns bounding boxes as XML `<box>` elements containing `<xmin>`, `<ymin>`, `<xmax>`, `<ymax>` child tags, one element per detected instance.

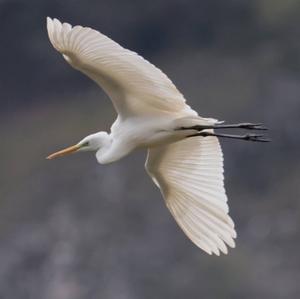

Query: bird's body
<box><xmin>46</xmin><ymin>18</ymin><xmax>269</xmax><ymax>255</ymax></box>
<box><xmin>99</xmin><ymin>113</ymin><xmax>211</xmax><ymax>164</ymax></box>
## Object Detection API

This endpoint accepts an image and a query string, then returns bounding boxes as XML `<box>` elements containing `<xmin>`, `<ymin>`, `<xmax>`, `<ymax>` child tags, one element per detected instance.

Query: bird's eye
<box><xmin>81</xmin><ymin>141</ymin><xmax>89</xmax><ymax>147</ymax></box>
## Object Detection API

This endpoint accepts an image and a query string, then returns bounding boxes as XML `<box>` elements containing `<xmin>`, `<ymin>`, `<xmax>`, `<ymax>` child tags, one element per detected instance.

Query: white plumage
<box><xmin>146</xmin><ymin>137</ymin><xmax>236</xmax><ymax>255</ymax></box>
<box><xmin>46</xmin><ymin>17</ymin><xmax>193</xmax><ymax>118</ymax></box>
<box><xmin>46</xmin><ymin>17</ymin><xmax>237</xmax><ymax>255</ymax></box>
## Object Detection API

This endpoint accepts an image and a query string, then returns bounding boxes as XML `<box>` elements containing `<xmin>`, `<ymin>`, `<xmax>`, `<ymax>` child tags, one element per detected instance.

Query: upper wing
<box><xmin>47</xmin><ymin>17</ymin><xmax>194</xmax><ymax>119</ymax></box>
<box><xmin>145</xmin><ymin>136</ymin><xmax>236</xmax><ymax>255</ymax></box>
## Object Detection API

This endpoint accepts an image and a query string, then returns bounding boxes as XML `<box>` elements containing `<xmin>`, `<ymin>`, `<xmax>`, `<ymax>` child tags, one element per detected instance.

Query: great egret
<box><xmin>46</xmin><ymin>18</ymin><xmax>269</xmax><ymax>255</ymax></box>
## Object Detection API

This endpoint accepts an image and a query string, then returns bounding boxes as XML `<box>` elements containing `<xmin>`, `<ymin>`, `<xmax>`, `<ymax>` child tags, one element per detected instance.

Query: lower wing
<box><xmin>145</xmin><ymin>136</ymin><xmax>236</xmax><ymax>255</ymax></box>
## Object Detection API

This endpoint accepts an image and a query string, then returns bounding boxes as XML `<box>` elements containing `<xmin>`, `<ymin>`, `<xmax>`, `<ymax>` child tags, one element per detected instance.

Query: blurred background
<box><xmin>1</xmin><ymin>0</ymin><xmax>300</xmax><ymax>298</ymax></box>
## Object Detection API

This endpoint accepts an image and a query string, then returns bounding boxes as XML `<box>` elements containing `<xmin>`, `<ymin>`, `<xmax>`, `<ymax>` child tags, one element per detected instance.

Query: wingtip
<box><xmin>232</xmin><ymin>229</ymin><xmax>237</xmax><ymax>239</ymax></box>
<box><xmin>212</xmin><ymin>244</ymin><xmax>231</xmax><ymax>256</ymax></box>
<box><xmin>46</xmin><ymin>17</ymin><xmax>65</xmax><ymax>51</ymax></box>
<box><xmin>228</xmin><ymin>238</ymin><xmax>236</xmax><ymax>249</ymax></box>
<box><xmin>46</xmin><ymin>16</ymin><xmax>54</xmax><ymax>27</ymax></box>
<box><xmin>47</xmin><ymin>17</ymin><xmax>62</xmax><ymax>30</ymax></box>
<box><xmin>53</xmin><ymin>18</ymin><xmax>62</xmax><ymax>27</ymax></box>
<box><xmin>46</xmin><ymin>17</ymin><xmax>54</xmax><ymax>44</ymax></box>
<box><xmin>214</xmin><ymin>250</ymin><xmax>220</xmax><ymax>256</ymax></box>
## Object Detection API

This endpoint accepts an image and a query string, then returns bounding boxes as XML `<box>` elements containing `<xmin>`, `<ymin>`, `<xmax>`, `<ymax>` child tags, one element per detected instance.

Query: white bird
<box><xmin>46</xmin><ymin>18</ymin><xmax>269</xmax><ymax>255</ymax></box>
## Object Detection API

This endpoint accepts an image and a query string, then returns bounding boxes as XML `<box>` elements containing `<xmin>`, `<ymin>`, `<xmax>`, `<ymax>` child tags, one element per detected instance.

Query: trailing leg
<box><xmin>177</xmin><ymin>122</ymin><xmax>268</xmax><ymax>131</ymax></box>
<box><xmin>187</xmin><ymin>131</ymin><xmax>271</xmax><ymax>142</ymax></box>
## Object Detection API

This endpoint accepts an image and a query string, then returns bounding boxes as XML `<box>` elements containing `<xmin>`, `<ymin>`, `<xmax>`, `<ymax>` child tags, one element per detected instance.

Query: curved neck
<box><xmin>96</xmin><ymin>132</ymin><xmax>112</xmax><ymax>151</ymax></box>
<box><xmin>96</xmin><ymin>134</ymin><xmax>134</xmax><ymax>165</ymax></box>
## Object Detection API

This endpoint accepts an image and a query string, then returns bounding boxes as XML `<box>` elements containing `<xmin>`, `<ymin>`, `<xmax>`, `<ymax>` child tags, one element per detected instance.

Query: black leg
<box><xmin>187</xmin><ymin>131</ymin><xmax>271</xmax><ymax>142</ymax></box>
<box><xmin>177</xmin><ymin>122</ymin><xmax>268</xmax><ymax>131</ymax></box>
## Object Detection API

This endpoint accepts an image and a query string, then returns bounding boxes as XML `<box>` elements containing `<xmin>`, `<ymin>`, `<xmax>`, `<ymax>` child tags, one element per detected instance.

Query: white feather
<box><xmin>47</xmin><ymin>18</ymin><xmax>238</xmax><ymax>255</ymax></box>
<box><xmin>46</xmin><ymin>17</ymin><xmax>195</xmax><ymax>119</ymax></box>
<box><xmin>146</xmin><ymin>136</ymin><xmax>236</xmax><ymax>255</ymax></box>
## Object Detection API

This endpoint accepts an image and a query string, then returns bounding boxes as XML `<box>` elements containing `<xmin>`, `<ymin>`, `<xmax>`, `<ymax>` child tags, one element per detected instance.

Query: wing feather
<box><xmin>145</xmin><ymin>136</ymin><xmax>236</xmax><ymax>255</ymax></box>
<box><xmin>46</xmin><ymin>17</ymin><xmax>195</xmax><ymax>118</ymax></box>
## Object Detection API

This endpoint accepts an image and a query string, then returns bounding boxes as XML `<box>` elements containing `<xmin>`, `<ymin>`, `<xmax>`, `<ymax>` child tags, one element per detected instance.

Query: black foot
<box><xmin>243</xmin><ymin>133</ymin><xmax>271</xmax><ymax>142</ymax></box>
<box><xmin>230</xmin><ymin>123</ymin><xmax>268</xmax><ymax>130</ymax></box>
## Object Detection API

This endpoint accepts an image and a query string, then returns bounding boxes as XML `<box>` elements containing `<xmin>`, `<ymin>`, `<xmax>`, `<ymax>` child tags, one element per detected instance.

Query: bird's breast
<box><xmin>111</xmin><ymin>116</ymin><xmax>185</xmax><ymax>150</ymax></box>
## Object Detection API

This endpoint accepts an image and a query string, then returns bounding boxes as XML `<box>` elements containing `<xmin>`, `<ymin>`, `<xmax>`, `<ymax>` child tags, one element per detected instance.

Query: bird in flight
<box><xmin>46</xmin><ymin>18</ymin><xmax>269</xmax><ymax>255</ymax></box>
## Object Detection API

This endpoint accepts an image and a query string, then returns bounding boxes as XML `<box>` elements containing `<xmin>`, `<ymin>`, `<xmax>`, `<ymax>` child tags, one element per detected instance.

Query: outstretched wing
<box><xmin>47</xmin><ymin>17</ymin><xmax>194</xmax><ymax>119</ymax></box>
<box><xmin>145</xmin><ymin>136</ymin><xmax>236</xmax><ymax>255</ymax></box>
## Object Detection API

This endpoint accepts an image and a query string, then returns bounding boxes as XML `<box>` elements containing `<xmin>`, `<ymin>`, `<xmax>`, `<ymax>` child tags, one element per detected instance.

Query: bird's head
<box><xmin>46</xmin><ymin>132</ymin><xmax>110</xmax><ymax>160</ymax></box>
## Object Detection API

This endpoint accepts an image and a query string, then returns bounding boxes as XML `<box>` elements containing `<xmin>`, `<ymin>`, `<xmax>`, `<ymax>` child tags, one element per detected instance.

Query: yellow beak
<box><xmin>46</xmin><ymin>144</ymin><xmax>81</xmax><ymax>160</ymax></box>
